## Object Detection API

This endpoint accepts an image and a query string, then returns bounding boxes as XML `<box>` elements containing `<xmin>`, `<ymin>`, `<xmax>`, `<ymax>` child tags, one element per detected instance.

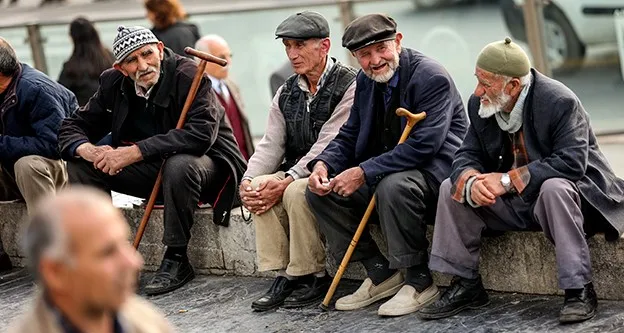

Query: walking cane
<box><xmin>132</xmin><ymin>47</ymin><xmax>228</xmax><ymax>249</ymax></box>
<box><xmin>319</xmin><ymin>107</ymin><xmax>427</xmax><ymax>310</ymax></box>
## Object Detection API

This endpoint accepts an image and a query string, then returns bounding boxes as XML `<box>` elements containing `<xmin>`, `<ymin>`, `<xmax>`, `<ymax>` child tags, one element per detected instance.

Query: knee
<box><xmin>14</xmin><ymin>156</ymin><xmax>51</xmax><ymax>179</ymax></box>
<box><xmin>162</xmin><ymin>154</ymin><xmax>201</xmax><ymax>184</ymax></box>
<box><xmin>249</xmin><ymin>174</ymin><xmax>278</xmax><ymax>190</ymax></box>
<box><xmin>283</xmin><ymin>179</ymin><xmax>308</xmax><ymax>208</ymax></box>
<box><xmin>538</xmin><ymin>178</ymin><xmax>578</xmax><ymax>202</ymax></box>
<box><xmin>376</xmin><ymin>171</ymin><xmax>424</xmax><ymax>202</ymax></box>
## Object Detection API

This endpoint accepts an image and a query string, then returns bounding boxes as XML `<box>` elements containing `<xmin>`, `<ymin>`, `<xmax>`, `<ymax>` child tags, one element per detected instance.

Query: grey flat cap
<box><xmin>342</xmin><ymin>13</ymin><xmax>397</xmax><ymax>52</ymax></box>
<box><xmin>275</xmin><ymin>11</ymin><xmax>330</xmax><ymax>40</ymax></box>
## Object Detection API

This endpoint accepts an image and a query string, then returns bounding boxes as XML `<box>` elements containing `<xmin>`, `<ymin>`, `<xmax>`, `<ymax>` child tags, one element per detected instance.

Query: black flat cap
<box><xmin>275</xmin><ymin>11</ymin><xmax>330</xmax><ymax>40</ymax></box>
<box><xmin>342</xmin><ymin>13</ymin><xmax>397</xmax><ymax>52</ymax></box>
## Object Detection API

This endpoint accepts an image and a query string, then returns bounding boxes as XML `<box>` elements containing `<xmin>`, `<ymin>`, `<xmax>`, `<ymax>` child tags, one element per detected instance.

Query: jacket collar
<box><xmin>0</xmin><ymin>63</ymin><xmax>22</xmax><ymax>110</ymax></box>
<box><xmin>120</xmin><ymin>48</ymin><xmax>177</xmax><ymax>108</ymax></box>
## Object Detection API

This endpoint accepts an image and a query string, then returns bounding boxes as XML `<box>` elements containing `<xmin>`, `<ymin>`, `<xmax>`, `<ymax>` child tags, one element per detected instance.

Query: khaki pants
<box><xmin>252</xmin><ymin>172</ymin><xmax>325</xmax><ymax>276</ymax></box>
<box><xmin>0</xmin><ymin>156</ymin><xmax>67</xmax><ymax>213</ymax></box>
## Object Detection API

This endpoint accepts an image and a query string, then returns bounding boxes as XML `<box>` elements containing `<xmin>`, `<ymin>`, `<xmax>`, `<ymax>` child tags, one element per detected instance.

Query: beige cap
<box><xmin>476</xmin><ymin>37</ymin><xmax>531</xmax><ymax>77</ymax></box>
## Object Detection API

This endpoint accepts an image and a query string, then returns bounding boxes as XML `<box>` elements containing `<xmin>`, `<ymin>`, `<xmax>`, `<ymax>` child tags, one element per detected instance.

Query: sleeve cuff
<box><xmin>451</xmin><ymin>168</ymin><xmax>481</xmax><ymax>203</ymax></box>
<box><xmin>509</xmin><ymin>166</ymin><xmax>530</xmax><ymax>194</ymax></box>
<box><xmin>465</xmin><ymin>176</ymin><xmax>481</xmax><ymax>208</ymax></box>
<box><xmin>68</xmin><ymin>140</ymin><xmax>89</xmax><ymax>158</ymax></box>
<box><xmin>285</xmin><ymin>170</ymin><xmax>301</xmax><ymax>180</ymax></box>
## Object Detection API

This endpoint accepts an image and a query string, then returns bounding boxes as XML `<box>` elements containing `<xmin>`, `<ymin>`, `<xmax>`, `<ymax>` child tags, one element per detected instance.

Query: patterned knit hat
<box><xmin>112</xmin><ymin>25</ymin><xmax>159</xmax><ymax>63</ymax></box>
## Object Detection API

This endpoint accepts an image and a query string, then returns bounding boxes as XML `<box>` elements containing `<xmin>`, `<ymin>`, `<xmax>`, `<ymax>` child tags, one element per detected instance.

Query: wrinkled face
<box><xmin>283</xmin><ymin>38</ymin><xmax>329</xmax><ymax>75</ymax></box>
<box><xmin>114</xmin><ymin>42</ymin><xmax>164</xmax><ymax>89</ymax></box>
<box><xmin>353</xmin><ymin>34</ymin><xmax>402</xmax><ymax>83</ymax></box>
<box><xmin>204</xmin><ymin>40</ymin><xmax>232</xmax><ymax>80</ymax></box>
<box><xmin>474</xmin><ymin>67</ymin><xmax>522</xmax><ymax>118</ymax></box>
<box><xmin>45</xmin><ymin>204</ymin><xmax>144</xmax><ymax>313</ymax></box>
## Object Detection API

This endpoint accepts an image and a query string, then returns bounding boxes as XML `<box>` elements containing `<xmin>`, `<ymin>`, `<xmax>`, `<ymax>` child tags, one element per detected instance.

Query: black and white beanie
<box><xmin>112</xmin><ymin>25</ymin><xmax>159</xmax><ymax>63</ymax></box>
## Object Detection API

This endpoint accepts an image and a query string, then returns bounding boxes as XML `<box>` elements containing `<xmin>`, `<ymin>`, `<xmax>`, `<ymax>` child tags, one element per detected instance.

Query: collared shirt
<box><xmin>134</xmin><ymin>81</ymin><xmax>153</xmax><ymax>100</ymax></box>
<box><xmin>47</xmin><ymin>297</ymin><xmax>125</xmax><ymax>333</ymax></box>
<box><xmin>382</xmin><ymin>70</ymin><xmax>400</xmax><ymax>110</ymax></box>
<box><xmin>208</xmin><ymin>75</ymin><xmax>231</xmax><ymax>101</ymax></box>
<box><xmin>296</xmin><ymin>56</ymin><xmax>335</xmax><ymax>113</ymax></box>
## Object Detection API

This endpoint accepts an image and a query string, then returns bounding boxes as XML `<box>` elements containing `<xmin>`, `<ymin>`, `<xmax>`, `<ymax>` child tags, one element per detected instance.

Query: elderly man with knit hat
<box><xmin>306</xmin><ymin>13</ymin><xmax>467</xmax><ymax>317</ymax></box>
<box><xmin>419</xmin><ymin>37</ymin><xmax>624</xmax><ymax>323</ymax></box>
<box><xmin>58</xmin><ymin>25</ymin><xmax>247</xmax><ymax>296</ymax></box>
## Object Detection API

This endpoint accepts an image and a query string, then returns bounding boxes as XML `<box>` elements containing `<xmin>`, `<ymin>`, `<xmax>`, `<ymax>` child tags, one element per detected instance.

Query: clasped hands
<box><xmin>76</xmin><ymin>143</ymin><xmax>143</xmax><ymax>176</ymax></box>
<box><xmin>469</xmin><ymin>172</ymin><xmax>508</xmax><ymax>206</ymax></box>
<box><xmin>308</xmin><ymin>162</ymin><xmax>365</xmax><ymax>197</ymax></box>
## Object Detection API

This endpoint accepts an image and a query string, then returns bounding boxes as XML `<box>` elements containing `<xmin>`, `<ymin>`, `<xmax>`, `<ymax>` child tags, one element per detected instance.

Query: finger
<box><xmin>255</xmin><ymin>181</ymin><xmax>268</xmax><ymax>192</ymax></box>
<box><xmin>475</xmin><ymin>174</ymin><xmax>487</xmax><ymax>180</ymax></box>
<box><xmin>478</xmin><ymin>184</ymin><xmax>495</xmax><ymax>200</ymax></box>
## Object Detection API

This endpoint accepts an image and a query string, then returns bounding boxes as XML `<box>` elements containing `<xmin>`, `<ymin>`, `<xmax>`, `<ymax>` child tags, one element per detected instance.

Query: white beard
<box><xmin>478</xmin><ymin>93</ymin><xmax>511</xmax><ymax>119</ymax></box>
<box><xmin>364</xmin><ymin>51</ymin><xmax>400</xmax><ymax>83</ymax></box>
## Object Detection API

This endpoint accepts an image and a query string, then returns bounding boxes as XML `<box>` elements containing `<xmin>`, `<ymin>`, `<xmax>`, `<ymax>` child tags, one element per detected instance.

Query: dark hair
<box><xmin>144</xmin><ymin>0</ymin><xmax>187</xmax><ymax>30</ymax></box>
<box><xmin>0</xmin><ymin>38</ymin><xmax>19</xmax><ymax>77</ymax></box>
<box><xmin>63</xmin><ymin>17</ymin><xmax>115</xmax><ymax>80</ymax></box>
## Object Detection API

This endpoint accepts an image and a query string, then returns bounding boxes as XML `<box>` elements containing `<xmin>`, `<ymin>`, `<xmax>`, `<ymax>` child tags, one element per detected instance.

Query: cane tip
<box><xmin>319</xmin><ymin>303</ymin><xmax>330</xmax><ymax>312</ymax></box>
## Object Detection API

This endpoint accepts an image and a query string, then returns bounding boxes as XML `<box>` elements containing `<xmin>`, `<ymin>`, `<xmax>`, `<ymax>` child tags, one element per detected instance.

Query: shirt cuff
<box><xmin>451</xmin><ymin>168</ymin><xmax>481</xmax><ymax>203</ymax></box>
<box><xmin>285</xmin><ymin>170</ymin><xmax>301</xmax><ymax>180</ymax></box>
<box><xmin>241</xmin><ymin>176</ymin><xmax>253</xmax><ymax>183</ymax></box>
<box><xmin>68</xmin><ymin>139</ymin><xmax>89</xmax><ymax>158</ymax></box>
<box><xmin>508</xmin><ymin>166</ymin><xmax>530</xmax><ymax>194</ymax></box>
<box><xmin>465</xmin><ymin>176</ymin><xmax>481</xmax><ymax>208</ymax></box>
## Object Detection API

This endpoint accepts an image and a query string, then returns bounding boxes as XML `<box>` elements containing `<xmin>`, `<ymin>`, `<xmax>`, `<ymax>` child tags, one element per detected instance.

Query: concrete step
<box><xmin>2</xmin><ymin>202</ymin><xmax>624</xmax><ymax>300</ymax></box>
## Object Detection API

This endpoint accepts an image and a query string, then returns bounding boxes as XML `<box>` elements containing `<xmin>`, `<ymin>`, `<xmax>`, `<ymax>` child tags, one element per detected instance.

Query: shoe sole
<box><xmin>559</xmin><ymin>309</ymin><xmax>596</xmax><ymax>324</ymax></box>
<box><xmin>417</xmin><ymin>298</ymin><xmax>490</xmax><ymax>320</ymax></box>
<box><xmin>335</xmin><ymin>283</ymin><xmax>403</xmax><ymax>311</ymax></box>
<box><xmin>282</xmin><ymin>292</ymin><xmax>327</xmax><ymax>309</ymax></box>
<box><xmin>251</xmin><ymin>301</ymin><xmax>285</xmax><ymax>312</ymax></box>
<box><xmin>377</xmin><ymin>288</ymin><xmax>441</xmax><ymax>317</ymax></box>
<box><xmin>144</xmin><ymin>270</ymin><xmax>196</xmax><ymax>296</ymax></box>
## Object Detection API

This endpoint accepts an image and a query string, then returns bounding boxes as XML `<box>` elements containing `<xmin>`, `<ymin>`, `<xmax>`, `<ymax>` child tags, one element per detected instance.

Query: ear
<box><xmin>394</xmin><ymin>32</ymin><xmax>403</xmax><ymax>52</ymax></box>
<box><xmin>157</xmin><ymin>42</ymin><xmax>165</xmax><ymax>60</ymax></box>
<box><xmin>506</xmin><ymin>77</ymin><xmax>522</xmax><ymax>96</ymax></box>
<box><xmin>113</xmin><ymin>63</ymin><xmax>129</xmax><ymax>77</ymax></box>
<box><xmin>39</xmin><ymin>259</ymin><xmax>67</xmax><ymax>292</ymax></box>
<box><xmin>320</xmin><ymin>38</ymin><xmax>331</xmax><ymax>54</ymax></box>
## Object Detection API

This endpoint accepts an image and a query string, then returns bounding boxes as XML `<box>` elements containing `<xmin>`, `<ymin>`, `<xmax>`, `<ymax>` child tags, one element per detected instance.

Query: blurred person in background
<box><xmin>58</xmin><ymin>17</ymin><xmax>115</xmax><ymax>106</ymax></box>
<box><xmin>144</xmin><ymin>0</ymin><xmax>200</xmax><ymax>58</ymax></box>
<box><xmin>8</xmin><ymin>186</ymin><xmax>174</xmax><ymax>333</ymax></box>
<box><xmin>195</xmin><ymin>34</ymin><xmax>254</xmax><ymax>161</ymax></box>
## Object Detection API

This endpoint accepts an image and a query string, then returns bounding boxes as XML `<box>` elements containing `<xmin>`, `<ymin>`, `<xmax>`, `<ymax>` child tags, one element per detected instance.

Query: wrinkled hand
<box><xmin>76</xmin><ymin>143</ymin><xmax>113</xmax><ymax>162</ymax></box>
<box><xmin>308</xmin><ymin>162</ymin><xmax>332</xmax><ymax>196</ymax></box>
<box><xmin>239</xmin><ymin>180</ymin><xmax>261</xmax><ymax>214</ymax></box>
<box><xmin>240</xmin><ymin>177</ymin><xmax>291</xmax><ymax>215</ymax></box>
<box><xmin>330</xmin><ymin>167</ymin><xmax>365</xmax><ymax>197</ymax></box>
<box><xmin>470</xmin><ymin>173</ymin><xmax>505</xmax><ymax>206</ymax></box>
<box><xmin>94</xmin><ymin>145</ymin><xmax>143</xmax><ymax>175</ymax></box>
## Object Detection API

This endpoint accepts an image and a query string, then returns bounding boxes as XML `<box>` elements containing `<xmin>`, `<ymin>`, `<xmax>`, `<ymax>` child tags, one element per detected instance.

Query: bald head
<box><xmin>195</xmin><ymin>34</ymin><xmax>231</xmax><ymax>79</ymax></box>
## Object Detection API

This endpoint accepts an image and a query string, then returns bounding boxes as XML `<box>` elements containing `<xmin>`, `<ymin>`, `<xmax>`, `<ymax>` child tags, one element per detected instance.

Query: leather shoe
<box><xmin>144</xmin><ymin>257</ymin><xmax>195</xmax><ymax>296</ymax></box>
<box><xmin>418</xmin><ymin>275</ymin><xmax>489</xmax><ymax>320</ymax></box>
<box><xmin>0</xmin><ymin>252</ymin><xmax>12</xmax><ymax>273</ymax></box>
<box><xmin>283</xmin><ymin>273</ymin><xmax>331</xmax><ymax>308</ymax></box>
<box><xmin>560</xmin><ymin>282</ymin><xmax>598</xmax><ymax>324</ymax></box>
<box><xmin>252</xmin><ymin>276</ymin><xmax>298</xmax><ymax>312</ymax></box>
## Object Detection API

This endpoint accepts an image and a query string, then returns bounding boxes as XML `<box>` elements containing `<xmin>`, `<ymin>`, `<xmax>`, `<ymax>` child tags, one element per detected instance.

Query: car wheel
<box><xmin>543</xmin><ymin>5</ymin><xmax>586</xmax><ymax>73</ymax></box>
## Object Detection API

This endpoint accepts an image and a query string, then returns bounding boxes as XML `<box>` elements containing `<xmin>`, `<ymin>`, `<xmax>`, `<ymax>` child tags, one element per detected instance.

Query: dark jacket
<box><xmin>58</xmin><ymin>48</ymin><xmax>246</xmax><ymax>226</ymax></box>
<box><xmin>57</xmin><ymin>49</ymin><xmax>114</xmax><ymax>106</ymax></box>
<box><xmin>309</xmin><ymin>48</ymin><xmax>468</xmax><ymax>187</ymax></box>
<box><xmin>0</xmin><ymin>63</ymin><xmax>77</xmax><ymax>173</ymax></box>
<box><xmin>151</xmin><ymin>21</ymin><xmax>201</xmax><ymax>58</ymax></box>
<box><xmin>451</xmin><ymin>69</ymin><xmax>624</xmax><ymax>240</ymax></box>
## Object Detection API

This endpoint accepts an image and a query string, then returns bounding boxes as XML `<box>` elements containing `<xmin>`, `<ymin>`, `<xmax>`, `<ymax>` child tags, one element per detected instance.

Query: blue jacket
<box><xmin>309</xmin><ymin>48</ymin><xmax>467</xmax><ymax>186</ymax></box>
<box><xmin>0</xmin><ymin>64</ymin><xmax>77</xmax><ymax>173</ymax></box>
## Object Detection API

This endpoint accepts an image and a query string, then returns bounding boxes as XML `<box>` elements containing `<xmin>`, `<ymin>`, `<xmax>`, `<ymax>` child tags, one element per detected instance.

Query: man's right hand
<box><xmin>239</xmin><ymin>179</ymin><xmax>262</xmax><ymax>214</ymax></box>
<box><xmin>470</xmin><ymin>178</ymin><xmax>496</xmax><ymax>206</ymax></box>
<box><xmin>308</xmin><ymin>161</ymin><xmax>332</xmax><ymax>196</ymax></box>
<box><xmin>76</xmin><ymin>143</ymin><xmax>113</xmax><ymax>163</ymax></box>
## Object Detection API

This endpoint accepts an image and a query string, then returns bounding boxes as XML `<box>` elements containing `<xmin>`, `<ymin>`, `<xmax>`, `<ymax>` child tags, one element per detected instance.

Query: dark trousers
<box><xmin>305</xmin><ymin>169</ymin><xmax>437</xmax><ymax>270</ymax></box>
<box><xmin>67</xmin><ymin>154</ymin><xmax>226</xmax><ymax>247</ymax></box>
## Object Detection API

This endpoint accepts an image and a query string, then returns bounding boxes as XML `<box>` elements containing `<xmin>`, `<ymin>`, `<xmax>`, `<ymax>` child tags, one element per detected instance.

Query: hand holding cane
<box><xmin>319</xmin><ymin>107</ymin><xmax>427</xmax><ymax>310</ymax></box>
<box><xmin>133</xmin><ymin>47</ymin><xmax>227</xmax><ymax>249</ymax></box>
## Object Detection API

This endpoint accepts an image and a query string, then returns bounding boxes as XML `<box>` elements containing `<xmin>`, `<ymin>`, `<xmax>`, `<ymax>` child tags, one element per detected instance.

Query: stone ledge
<box><xmin>1</xmin><ymin>202</ymin><xmax>624</xmax><ymax>300</ymax></box>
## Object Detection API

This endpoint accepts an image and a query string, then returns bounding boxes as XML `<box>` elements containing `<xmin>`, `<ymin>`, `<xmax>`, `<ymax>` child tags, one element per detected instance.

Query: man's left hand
<box><xmin>254</xmin><ymin>177</ymin><xmax>293</xmax><ymax>215</ymax></box>
<box><xmin>330</xmin><ymin>167</ymin><xmax>365</xmax><ymax>197</ymax></box>
<box><xmin>475</xmin><ymin>173</ymin><xmax>507</xmax><ymax>198</ymax></box>
<box><xmin>94</xmin><ymin>145</ymin><xmax>143</xmax><ymax>175</ymax></box>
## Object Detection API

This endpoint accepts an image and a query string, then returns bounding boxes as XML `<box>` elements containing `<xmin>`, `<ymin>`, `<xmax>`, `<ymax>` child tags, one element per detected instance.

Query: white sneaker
<box><xmin>377</xmin><ymin>284</ymin><xmax>440</xmax><ymax>317</ymax></box>
<box><xmin>335</xmin><ymin>272</ymin><xmax>404</xmax><ymax>311</ymax></box>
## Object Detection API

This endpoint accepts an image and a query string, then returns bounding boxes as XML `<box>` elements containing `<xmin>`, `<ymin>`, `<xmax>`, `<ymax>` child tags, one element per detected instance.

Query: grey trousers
<box><xmin>306</xmin><ymin>169</ymin><xmax>438</xmax><ymax>269</ymax></box>
<box><xmin>429</xmin><ymin>177</ymin><xmax>592</xmax><ymax>289</ymax></box>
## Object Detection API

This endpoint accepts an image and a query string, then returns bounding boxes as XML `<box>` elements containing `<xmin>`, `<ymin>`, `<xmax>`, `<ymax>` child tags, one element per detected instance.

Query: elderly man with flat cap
<box><xmin>306</xmin><ymin>14</ymin><xmax>467</xmax><ymax>316</ymax></box>
<box><xmin>59</xmin><ymin>25</ymin><xmax>247</xmax><ymax>296</ymax></box>
<box><xmin>240</xmin><ymin>11</ymin><xmax>356</xmax><ymax>311</ymax></box>
<box><xmin>418</xmin><ymin>37</ymin><xmax>624</xmax><ymax>324</ymax></box>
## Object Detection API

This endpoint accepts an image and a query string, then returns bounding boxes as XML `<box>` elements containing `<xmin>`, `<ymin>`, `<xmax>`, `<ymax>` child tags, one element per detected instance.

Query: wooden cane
<box><xmin>133</xmin><ymin>48</ymin><xmax>227</xmax><ymax>249</ymax></box>
<box><xmin>319</xmin><ymin>108</ymin><xmax>426</xmax><ymax>310</ymax></box>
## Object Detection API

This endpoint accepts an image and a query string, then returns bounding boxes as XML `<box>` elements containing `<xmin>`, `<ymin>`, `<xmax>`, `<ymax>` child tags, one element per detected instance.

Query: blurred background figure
<box><xmin>269</xmin><ymin>60</ymin><xmax>294</xmax><ymax>98</ymax></box>
<box><xmin>9</xmin><ymin>186</ymin><xmax>174</xmax><ymax>333</ymax></box>
<box><xmin>195</xmin><ymin>34</ymin><xmax>254</xmax><ymax>161</ymax></box>
<box><xmin>57</xmin><ymin>17</ymin><xmax>114</xmax><ymax>106</ymax></box>
<box><xmin>144</xmin><ymin>0</ymin><xmax>200</xmax><ymax>58</ymax></box>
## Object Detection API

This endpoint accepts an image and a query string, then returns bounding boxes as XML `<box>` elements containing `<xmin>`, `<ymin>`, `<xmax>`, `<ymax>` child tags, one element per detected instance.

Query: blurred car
<box><xmin>501</xmin><ymin>0</ymin><xmax>624</xmax><ymax>71</ymax></box>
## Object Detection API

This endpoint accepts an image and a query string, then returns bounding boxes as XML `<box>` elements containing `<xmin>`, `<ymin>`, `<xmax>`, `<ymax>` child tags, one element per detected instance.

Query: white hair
<box><xmin>194</xmin><ymin>34</ymin><xmax>228</xmax><ymax>62</ymax></box>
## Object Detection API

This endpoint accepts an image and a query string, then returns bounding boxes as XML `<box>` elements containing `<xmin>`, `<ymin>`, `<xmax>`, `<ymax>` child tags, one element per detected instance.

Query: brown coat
<box><xmin>223</xmin><ymin>78</ymin><xmax>255</xmax><ymax>158</ymax></box>
<box><xmin>8</xmin><ymin>294</ymin><xmax>175</xmax><ymax>333</ymax></box>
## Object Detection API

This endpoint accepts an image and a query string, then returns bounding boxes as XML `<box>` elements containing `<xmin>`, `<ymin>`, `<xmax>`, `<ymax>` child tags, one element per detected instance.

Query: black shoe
<box><xmin>560</xmin><ymin>282</ymin><xmax>598</xmax><ymax>324</ymax></box>
<box><xmin>283</xmin><ymin>273</ymin><xmax>331</xmax><ymax>309</ymax></box>
<box><xmin>0</xmin><ymin>252</ymin><xmax>12</xmax><ymax>273</ymax></box>
<box><xmin>144</xmin><ymin>258</ymin><xmax>195</xmax><ymax>296</ymax></box>
<box><xmin>418</xmin><ymin>275</ymin><xmax>489</xmax><ymax>320</ymax></box>
<box><xmin>252</xmin><ymin>276</ymin><xmax>298</xmax><ymax>312</ymax></box>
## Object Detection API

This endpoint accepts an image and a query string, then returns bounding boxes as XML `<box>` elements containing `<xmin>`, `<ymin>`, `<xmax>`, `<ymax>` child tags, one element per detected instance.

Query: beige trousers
<box><xmin>0</xmin><ymin>156</ymin><xmax>67</xmax><ymax>213</ymax></box>
<box><xmin>252</xmin><ymin>172</ymin><xmax>326</xmax><ymax>276</ymax></box>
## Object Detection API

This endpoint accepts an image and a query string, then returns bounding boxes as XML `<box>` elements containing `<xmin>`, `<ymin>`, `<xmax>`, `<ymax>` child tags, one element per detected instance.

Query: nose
<box><xmin>286</xmin><ymin>48</ymin><xmax>298</xmax><ymax>61</ymax></box>
<box><xmin>370</xmin><ymin>51</ymin><xmax>382</xmax><ymax>66</ymax></box>
<box><xmin>474</xmin><ymin>83</ymin><xmax>485</xmax><ymax>97</ymax></box>
<box><xmin>122</xmin><ymin>244</ymin><xmax>144</xmax><ymax>270</ymax></box>
<box><xmin>136</xmin><ymin>57</ymin><xmax>149</xmax><ymax>72</ymax></box>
